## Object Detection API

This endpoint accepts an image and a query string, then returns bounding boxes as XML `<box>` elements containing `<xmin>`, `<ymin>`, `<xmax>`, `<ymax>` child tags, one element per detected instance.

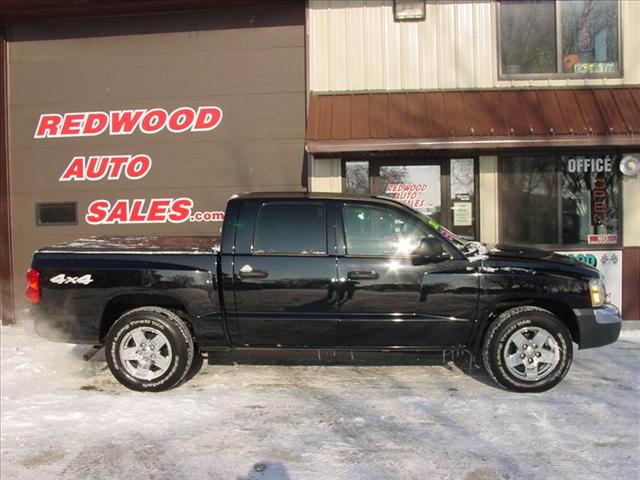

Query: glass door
<box><xmin>379</xmin><ymin>164</ymin><xmax>442</xmax><ymax>222</ymax></box>
<box><xmin>448</xmin><ymin>158</ymin><xmax>476</xmax><ymax>239</ymax></box>
<box><xmin>343</xmin><ymin>157</ymin><xmax>478</xmax><ymax>240</ymax></box>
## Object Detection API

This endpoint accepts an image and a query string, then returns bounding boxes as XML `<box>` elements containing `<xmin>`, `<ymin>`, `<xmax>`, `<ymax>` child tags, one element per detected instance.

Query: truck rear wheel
<box><xmin>482</xmin><ymin>306</ymin><xmax>573</xmax><ymax>393</ymax></box>
<box><xmin>105</xmin><ymin>307</ymin><xmax>194</xmax><ymax>392</ymax></box>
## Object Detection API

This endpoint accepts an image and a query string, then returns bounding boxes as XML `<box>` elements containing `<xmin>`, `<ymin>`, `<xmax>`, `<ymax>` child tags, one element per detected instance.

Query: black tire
<box><xmin>482</xmin><ymin>306</ymin><xmax>573</xmax><ymax>393</ymax></box>
<box><xmin>105</xmin><ymin>306</ymin><xmax>195</xmax><ymax>392</ymax></box>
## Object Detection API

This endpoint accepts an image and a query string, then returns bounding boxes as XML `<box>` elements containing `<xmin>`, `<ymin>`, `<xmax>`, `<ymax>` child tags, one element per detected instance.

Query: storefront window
<box><xmin>344</xmin><ymin>157</ymin><xmax>478</xmax><ymax>240</ymax></box>
<box><xmin>344</xmin><ymin>161</ymin><xmax>369</xmax><ymax>194</ymax></box>
<box><xmin>499</xmin><ymin>0</ymin><xmax>620</xmax><ymax>77</ymax></box>
<box><xmin>562</xmin><ymin>155</ymin><xmax>620</xmax><ymax>245</ymax></box>
<box><xmin>500</xmin><ymin>154</ymin><xmax>621</xmax><ymax>247</ymax></box>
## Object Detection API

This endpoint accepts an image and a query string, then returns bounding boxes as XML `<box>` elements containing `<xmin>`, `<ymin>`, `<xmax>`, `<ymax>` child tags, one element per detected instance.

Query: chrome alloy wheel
<box><xmin>118</xmin><ymin>326</ymin><xmax>173</xmax><ymax>381</ymax></box>
<box><xmin>503</xmin><ymin>326</ymin><xmax>561</xmax><ymax>382</ymax></box>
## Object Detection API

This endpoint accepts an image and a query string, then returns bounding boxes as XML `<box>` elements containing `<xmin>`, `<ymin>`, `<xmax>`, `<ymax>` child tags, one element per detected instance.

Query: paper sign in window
<box><xmin>453</xmin><ymin>202</ymin><xmax>472</xmax><ymax>227</ymax></box>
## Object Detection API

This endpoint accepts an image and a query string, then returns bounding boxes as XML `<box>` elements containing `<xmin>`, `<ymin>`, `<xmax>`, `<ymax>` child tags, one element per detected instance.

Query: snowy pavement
<box><xmin>1</xmin><ymin>323</ymin><xmax>639</xmax><ymax>480</ymax></box>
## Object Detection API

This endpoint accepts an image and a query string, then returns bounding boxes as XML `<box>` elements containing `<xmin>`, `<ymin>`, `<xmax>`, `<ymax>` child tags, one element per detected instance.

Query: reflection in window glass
<box><xmin>500</xmin><ymin>0</ymin><xmax>557</xmax><ymax>74</ymax></box>
<box><xmin>501</xmin><ymin>157</ymin><xmax>559</xmax><ymax>245</ymax></box>
<box><xmin>450</xmin><ymin>158</ymin><xmax>475</xmax><ymax>239</ymax></box>
<box><xmin>378</xmin><ymin>165</ymin><xmax>442</xmax><ymax>222</ymax></box>
<box><xmin>254</xmin><ymin>203</ymin><xmax>326</xmax><ymax>255</ymax></box>
<box><xmin>561</xmin><ymin>0</ymin><xmax>619</xmax><ymax>74</ymax></box>
<box><xmin>343</xmin><ymin>206</ymin><xmax>426</xmax><ymax>256</ymax></box>
<box><xmin>500</xmin><ymin>0</ymin><xmax>620</xmax><ymax>76</ymax></box>
<box><xmin>500</xmin><ymin>155</ymin><xmax>621</xmax><ymax>247</ymax></box>
<box><xmin>345</xmin><ymin>161</ymin><xmax>370</xmax><ymax>194</ymax></box>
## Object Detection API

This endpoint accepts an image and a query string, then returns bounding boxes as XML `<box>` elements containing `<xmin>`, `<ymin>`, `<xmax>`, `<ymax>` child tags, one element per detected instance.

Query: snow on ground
<box><xmin>1</xmin><ymin>322</ymin><xmax>639</xmax><ymax>480</ymax></box>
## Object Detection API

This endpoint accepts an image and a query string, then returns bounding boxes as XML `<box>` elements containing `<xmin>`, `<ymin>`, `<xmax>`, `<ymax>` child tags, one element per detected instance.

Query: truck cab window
<box><xmin>253</xmin><ymin>203</ymin><xmax>327</xmax><ymax>255</ymax></box>
<box><xmin>343</xmin><ymin>205</ymin><xmax>430</xmax><ymax>257</ymax></box>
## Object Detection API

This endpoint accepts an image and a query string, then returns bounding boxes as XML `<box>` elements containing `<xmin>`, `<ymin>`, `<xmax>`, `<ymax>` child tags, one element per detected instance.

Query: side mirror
<box><xmin>412</xmin><ymin>237</ymin><xmax>444</xmax><ymax>264</ymax></box>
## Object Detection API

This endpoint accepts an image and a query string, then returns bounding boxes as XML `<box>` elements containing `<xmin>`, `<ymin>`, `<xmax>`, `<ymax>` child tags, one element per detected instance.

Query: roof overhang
<box><xmin>307</xmin><ymin>135</ymin><xmax>640</xmax><ymax>155</ymax></box>
<box><xmin>306</xmin><ymin>87</ymin><xmax>640</xmax><ymax>155</ymax></box>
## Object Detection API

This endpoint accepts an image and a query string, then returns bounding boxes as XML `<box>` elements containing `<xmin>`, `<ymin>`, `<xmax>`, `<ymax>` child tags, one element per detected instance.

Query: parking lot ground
<box><xmin>1</xmin><ymin>323</ymin><xmax>639</xmax><ymax>480</ymax></box>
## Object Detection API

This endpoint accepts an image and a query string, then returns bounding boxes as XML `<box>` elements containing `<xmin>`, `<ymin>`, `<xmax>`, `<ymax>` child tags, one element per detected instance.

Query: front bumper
<box><xmin>573</xmin><ymin>304</ymin><xmax>622</xmax><ymax>349</ymax></box>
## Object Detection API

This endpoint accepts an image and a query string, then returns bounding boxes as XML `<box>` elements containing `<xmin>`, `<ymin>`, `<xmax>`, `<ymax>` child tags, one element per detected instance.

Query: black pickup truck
<box><xmin>27</xmin><ymin>192</ymin><xmax>622</xmax><ymax>393</ymax></box>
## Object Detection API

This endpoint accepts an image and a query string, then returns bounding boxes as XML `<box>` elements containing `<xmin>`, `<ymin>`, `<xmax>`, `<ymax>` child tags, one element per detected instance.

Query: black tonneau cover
<box><xmin>38</xmin><ymin>235</ymin><xmax>219</xmax><ymax>254</ymax></box>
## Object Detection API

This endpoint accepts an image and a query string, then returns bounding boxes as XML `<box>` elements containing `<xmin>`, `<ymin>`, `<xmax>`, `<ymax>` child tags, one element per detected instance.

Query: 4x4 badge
<box><xmin>50</xmin><ymin>274</ymin><xmax>94</xmax><ymax>285</ymax></box>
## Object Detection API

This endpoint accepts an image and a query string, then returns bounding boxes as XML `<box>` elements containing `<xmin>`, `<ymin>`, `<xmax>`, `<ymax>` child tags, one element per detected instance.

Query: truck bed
<box><xmin>38</xmin><ymin>235</ymin><xmax>219</xmax><ymax>255</ymax></box>
<box><xmin>31</xmin><ymin>235</ymin><xmax>224</xmax><ymax>347</ymax></box>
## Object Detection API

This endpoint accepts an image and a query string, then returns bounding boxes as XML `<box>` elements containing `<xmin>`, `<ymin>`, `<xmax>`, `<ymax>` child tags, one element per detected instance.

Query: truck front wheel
<box><xmin>482</xmin><ymin>306</ymin><xmax>573</xmax><ymax>393</ymax></box>
<box><xmin>105</xmin><ymin>307</ymin><xmax>195</xmax><ymax>392</ymax></box>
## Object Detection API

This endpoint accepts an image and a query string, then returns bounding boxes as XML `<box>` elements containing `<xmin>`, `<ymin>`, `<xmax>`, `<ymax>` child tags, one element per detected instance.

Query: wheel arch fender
<box><xmin>100</xmin><ymin>293</ymin><xmax>193</xmax><ymax>343</ymax></box>
<box><xmin>473</xmin><ymin>299</ymin><xmax>579</xmax><ymax>354</ymax></box>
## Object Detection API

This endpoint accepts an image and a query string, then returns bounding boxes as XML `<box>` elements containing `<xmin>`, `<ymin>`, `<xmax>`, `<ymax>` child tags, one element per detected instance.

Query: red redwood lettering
<box><xmin>60</xmin><ymin>154</ymin><xmax>152</xmax><ymax>182</ymax></box>
<box><xmin>34</xmin><ymin>114</ymin><xmax>62</xmax><ymax>138</ymax></box>
<box><xmin>125</xmin><ymin>154</ymin><xmax>152</xmax><ymax>180</ymax></box>
<box><xmin>108</xmin><ymin>155</ymin><xmax>130</xmax><ymax>180</ymax></box>
<box><xmin>168</xmin><ymin>198</ymin><xmax>194</xmax><ymax>223</ymax></box>
<box><xmin>86</xmin><ymin>156</ymin><xmax>109</xmax><ymax>181</ymax></box>
<box><xmin>106</xmin><ymin>200</ymin><xmax>129</xmax><ymax>223</ymax></box>
<box><xmin>129</xmin><ymin>199</ymin><xmax>146</xmax><ymax>222</ymax></box>
<box><xmin>110</xmin><ymin>110</ymin><xmax>145</xmax><ymax>135</ymax></box>
<box><xmin>85</xmin><ymin>197</ymin><xmax>196</xmax><ymax>224</ymax></box>
<box><xmin>59</xmin><ymin>157</ymin><xmax>85</xmax><ymax>181</ymax></box>
<box><xmin>192</xmin><ymin>106</ymin><xmax>223</xmax><ymax>132</ymax></box>
<box><xmin>140</xmin><ymin>109</ymin><xmax>168</xmax><ymax>134</ymax></box>
<box><xmin>37</xmin><ymin>106</ymin><xmax>222</xmax><ymax>137</ymax></box>
<box><xmin>84</xmin><ymin>112</ymin><xmax>109</xmax><ymax>135</ymax></box>
<box><xmin>60</xmin><ymin>113</ymin><xmax>85</xmax><ymax>136</ymax></box>
<box><xmin>147</xmin><ymin>199</ymin><xmax>171</xmax><ymax>222</ymax></box>
<box><xmin>85</xmin><ymin>200</ymin><xmax>110</xmax><ymax>224</ymax></box>
<box><xmin>168</xmin><ymin>107</ymin><xmax>196</xmax><ymax>133</ymax></box>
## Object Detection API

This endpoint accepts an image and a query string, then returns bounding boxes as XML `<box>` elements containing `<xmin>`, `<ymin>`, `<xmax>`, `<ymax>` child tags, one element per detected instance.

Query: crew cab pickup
<box><xmin>27</xmin><ymin>192</ymin><xmax>622</xmax><ymax>392</ymax></box>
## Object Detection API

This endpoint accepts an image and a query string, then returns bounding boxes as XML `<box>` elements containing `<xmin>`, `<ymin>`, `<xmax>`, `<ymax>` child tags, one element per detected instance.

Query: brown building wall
<box><xmin>622</xmin><ymin>247</ymin><xmax>640</xmax><ymax>320</ymax></box>
<box><xmin>1</xmin><ymin>24</ymin><xmax>13</xmax><ymax>325</ymax></box>
<box><xmin>7</xmin><ymin>5</ymin><xmax>306</xmax><ymax>313</ymax></box>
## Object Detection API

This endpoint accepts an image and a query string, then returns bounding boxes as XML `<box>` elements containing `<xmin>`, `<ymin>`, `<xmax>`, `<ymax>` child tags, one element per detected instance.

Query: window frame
<box><xmin>251</xmin><ymin>201</ymin><xmax>329</xmax><ymax>257</ymax></box>
<box><xmin>35</xmin><ymin>201</ymin><xmax>78</xmax><ymax>226</ymax></box>
<box><xmin>497</xmin><ymin>0</ymin><xmax>623</xmax><ymax>80</ymax></box>
<box><xmin>340</xmin><ymin>202</ymin><xmax>438</xmax><ymax>259</ymax></box>
<box><xmin>497</xmin><ymin>152</ymin><xmax>624</xmax><ymax>251</ymax></box>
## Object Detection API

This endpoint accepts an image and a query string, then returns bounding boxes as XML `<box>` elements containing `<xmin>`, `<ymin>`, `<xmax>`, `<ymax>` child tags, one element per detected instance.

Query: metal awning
<box><xmin>306</xmin><ymin>87</ymin><xmax>640</xmax><ymax>154</ymax></box>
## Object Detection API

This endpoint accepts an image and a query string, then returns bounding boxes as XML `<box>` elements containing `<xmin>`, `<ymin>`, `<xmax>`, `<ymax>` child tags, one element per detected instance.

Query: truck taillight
<box><xmin>25</xmin><ymin>268</ymin><xmax>40</xmax><ymax>304</ymax></box>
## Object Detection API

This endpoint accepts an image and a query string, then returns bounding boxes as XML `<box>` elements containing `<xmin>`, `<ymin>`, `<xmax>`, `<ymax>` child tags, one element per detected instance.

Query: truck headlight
<box><xmin>589</xmin><ymin>279</ymin><xmax>606</xmax><ymax>307</ymax></box>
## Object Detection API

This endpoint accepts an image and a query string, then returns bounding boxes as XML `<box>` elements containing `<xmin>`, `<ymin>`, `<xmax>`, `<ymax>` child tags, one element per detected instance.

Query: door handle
<box><xmin>239</xmin><ymin>265</ymin><xmax>269</xmax><ymax>279</ymax></box>
<box><xmin>347</xmin><ymin>270</ymin><xmax>379</xmax><ymax>280</ymax></box>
